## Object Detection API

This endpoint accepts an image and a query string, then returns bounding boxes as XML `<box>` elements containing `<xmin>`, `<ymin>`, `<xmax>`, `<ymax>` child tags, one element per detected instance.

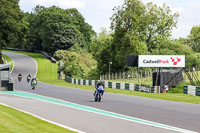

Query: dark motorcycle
<box><xmin>18</xmin><ymin>73</ymin><xmax>22</xmax><ymax>82</ymax></box>
<box><xmin>94</xmin><ymin>86</ymin><xmax>105</xmax><ymax>102</ymax></box>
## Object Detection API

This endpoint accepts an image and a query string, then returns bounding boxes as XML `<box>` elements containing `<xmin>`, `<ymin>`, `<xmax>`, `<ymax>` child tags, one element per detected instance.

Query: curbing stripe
<box><xmin>0</xmin><ymin>91</ymin><xmax>197</xmax><ymax>133</ymax></box>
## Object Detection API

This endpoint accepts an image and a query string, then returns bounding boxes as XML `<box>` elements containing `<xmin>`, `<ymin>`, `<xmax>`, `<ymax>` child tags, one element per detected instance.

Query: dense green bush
<box><xmin>54</xmin><ymin>50</ymin><xmax>98</xmax><ymax>79</ymax></box>
<box><xmin>167</xmin><ymin>82</ymin><xmax>186</xmax><ymax>93</ymax></box>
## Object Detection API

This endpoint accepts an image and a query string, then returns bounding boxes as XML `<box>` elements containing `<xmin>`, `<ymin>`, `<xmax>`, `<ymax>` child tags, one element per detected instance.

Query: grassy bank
<box><xmin>3</xmin><ymin>50</ymin><xmax>200</xmax><ymax>104</ymax></box>
<box><xmin>3</xmin><ymin>54</ymin><xmax>13</xmax><ymax>70</ymax></box>
<box><xmin>0</xmin><ymin>104</ymin><xmax>75</xmax><ymax>133</ymax></box>
<box><xmin>3</xmin><ymin>50</ymin><xmax>58</xmax><ymax>83</ymax></box>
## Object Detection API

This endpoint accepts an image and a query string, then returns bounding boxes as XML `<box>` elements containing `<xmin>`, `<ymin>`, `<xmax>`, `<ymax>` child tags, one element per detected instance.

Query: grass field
<box><xmin>3</xmin><ymin>54</ymin><xmax>13</xmax><ymax>71</ymax></box>
<box><xmin>3</xmin><ymin>50</ymin><xmax>200</xmax><ymax>104</ymax></box>
<box><xmin>0</xmin><ymin>104</ymin><xmax>76</xmax><ymax>133</ymax></box>
<box><xmin>3</xmin><ymin>50</ymin><xmax>58</xmax><ymax>82</ymax></box>
<box><xmin>108</xmin><ymin>76</ymin><xmax>152</xmax><ymax>86</ymax></box>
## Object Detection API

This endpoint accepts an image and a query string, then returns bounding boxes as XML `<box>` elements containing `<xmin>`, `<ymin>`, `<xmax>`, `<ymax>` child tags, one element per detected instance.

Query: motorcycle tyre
<box><xmin>98</xmin><ymin>94</ymin><xmax>101</xmax><ymax>102</ymax></box>
<box><xmin>94</xmin><ymin>93</ymin><xmax>98</xmax><ymax>102</ymax></box>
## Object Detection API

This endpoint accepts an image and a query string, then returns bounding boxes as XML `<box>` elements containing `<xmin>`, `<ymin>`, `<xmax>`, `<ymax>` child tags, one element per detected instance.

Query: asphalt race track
<box><xmin>2</xmin><ymin>51</ymin><xmax>200</xmax><ymax>133</ymax></box>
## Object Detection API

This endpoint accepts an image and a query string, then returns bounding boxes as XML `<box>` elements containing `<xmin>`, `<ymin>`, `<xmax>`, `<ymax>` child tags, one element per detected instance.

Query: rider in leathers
<box><xmin>94</xmin><ymin>80</ymin><xmax>105</xmax><ymax>96</ymax></box>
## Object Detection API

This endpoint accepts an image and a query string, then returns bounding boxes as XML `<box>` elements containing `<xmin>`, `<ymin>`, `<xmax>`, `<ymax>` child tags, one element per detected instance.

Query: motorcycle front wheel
<box><xmin>98</xmin><ymin>94</ymin><xmax>101</xmax><ymax>102</ymax></box>
<box><xmin>94</xmin><ymin>93</ymin><xmax>98</xmax><ymax>102</ymax></box>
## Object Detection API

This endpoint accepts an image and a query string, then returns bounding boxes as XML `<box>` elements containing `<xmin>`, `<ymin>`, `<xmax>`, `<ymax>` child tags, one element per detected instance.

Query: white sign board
<box><xmin>138</xmin><ymin>55</ymin><xmax>185</xmax><ymax>67</ymax></box>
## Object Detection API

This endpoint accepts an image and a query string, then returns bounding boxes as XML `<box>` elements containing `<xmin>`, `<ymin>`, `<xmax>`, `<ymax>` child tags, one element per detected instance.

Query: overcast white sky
<box><xmin>19</xmin><ymin>0</ymin><xmax>200</xmax><ymax>39</ymax></box>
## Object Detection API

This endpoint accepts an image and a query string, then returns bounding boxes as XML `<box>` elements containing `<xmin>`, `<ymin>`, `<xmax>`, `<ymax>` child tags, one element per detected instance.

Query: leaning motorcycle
<box><xmin>94</xmin><ymin>86</ymin><xmax>105</xmax><ymax>102</ymax></box>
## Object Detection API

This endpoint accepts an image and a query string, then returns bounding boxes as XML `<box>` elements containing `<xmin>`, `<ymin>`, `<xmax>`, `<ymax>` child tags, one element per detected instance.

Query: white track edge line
<box><xmin>2</xmin><ymin>91</ymin><xmax>197</xmax><ymax>133</ymax></box>
<box><xmin>0</xmin><ymin>103</ymin><xmax>85</xmax><ymax>133</ymax></box>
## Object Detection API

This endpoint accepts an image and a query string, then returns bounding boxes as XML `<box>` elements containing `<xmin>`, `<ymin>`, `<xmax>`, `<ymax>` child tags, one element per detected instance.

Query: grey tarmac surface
<box><xmin>0</xmin><ymin>94</ymin><xmax>179</xmax><ymax>133</ymax></box>
<box><xmin>2</xmin><ymin>51</ymin><xmax>200</xmax><ymax>132</ymax></box>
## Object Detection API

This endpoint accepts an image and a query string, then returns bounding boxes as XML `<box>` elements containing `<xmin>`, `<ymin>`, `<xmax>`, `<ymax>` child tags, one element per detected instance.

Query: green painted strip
<box><xmin>0</xmin><ymin>91</ymin><xmax>197</xmax><ymax>133</ymax></box>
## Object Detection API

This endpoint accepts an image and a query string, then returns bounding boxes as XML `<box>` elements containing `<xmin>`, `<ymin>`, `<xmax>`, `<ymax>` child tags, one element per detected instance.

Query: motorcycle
<box><xmin>18</xmin><ymin>77</ymin><xmax>22</xmax><ymax>82</ymax></box>
<box><xmin>18</xmin><ymin>73</ymin><xmax>22</xmax><ymax>82</ymax></box>
<box><xmin>32</xmin><ymin>82</ymin><xmax>36</xmax><ymax>90</ymax></box>
<box><xmin>27</xmin><ymin>78</ymin><xmax>31</xmax><ymax>83</ymax></box>
<box><xmin>27</xmin><ymin>75</ymin><xmax>31</xmax><ymax>83</ymax></box>
<box><xmin>31</xmin><ymin>80</ymin><xmax>37</xmax><ymax>90</ymax></box>
<box><xmin>94</xmin><ymin>86</ymin><xmax>105</xmax><ymax>102</ymax></box>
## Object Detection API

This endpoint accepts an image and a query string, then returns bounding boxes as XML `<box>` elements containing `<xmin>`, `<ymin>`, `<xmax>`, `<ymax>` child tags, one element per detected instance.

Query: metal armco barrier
<box><xmin>66</xmin><ymin>76</ymin><xmax>160</xmax><ymax>93</ymax></box>
<box><xmin>196</xmin><ymin>87</ymin><xmax>200</xmax><ymax>96</ymax></box>
<box><xmin>135</xmin><ymin>84</ymin><xmax>140</xmax><ymax>91</ymax></box>
<box><xmin>95</xmin><ymin>80</ymin><xmax>98</xmax><ymax>86</ymax></box>
<box><xmin>89</xmin><ymin>80</ymin><xmax>92</xmax><ymax>85</ymax></box>
<box><xmin>183</xmin><ymin>85</ymin><xmax>200</xmax><ymax>96</ymax></box>
<box><xmin>108</xmin><ymin>82</ymin><xmax>112</xmax><ymax>88</ymax></box>
<box><xmin>125</xmin><ymin>83</ymin><xmax>129</xmax><ymax>90</ymax></box>
<box><xmin>83</xmin><ymin>80</ymin><xmax>86</xmax><ymax>85</ymax></box>
<box><xmin>116</xmin><ymin>83</ymin><xmax>120</xmax><ymax>89</ymax></box>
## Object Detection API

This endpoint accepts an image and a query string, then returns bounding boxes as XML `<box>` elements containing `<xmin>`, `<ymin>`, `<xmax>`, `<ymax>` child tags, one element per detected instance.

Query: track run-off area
<box><xmin>1</xmin><ymin>51</ymin><xmax>200</xmax><ymax>133</ymax></box>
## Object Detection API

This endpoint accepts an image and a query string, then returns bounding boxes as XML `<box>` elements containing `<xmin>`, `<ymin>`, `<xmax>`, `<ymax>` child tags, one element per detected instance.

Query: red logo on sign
<box><xmin>171</xmin><ymin>57</ymin><xmax>181</xmax><ymax>65</ymax></box>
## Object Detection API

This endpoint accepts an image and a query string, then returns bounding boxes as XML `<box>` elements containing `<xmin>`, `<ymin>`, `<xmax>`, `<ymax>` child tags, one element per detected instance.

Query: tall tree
<box><xmin>42</xmin><ymin>23</ymin><xmax>82</xmax><ymax>53</ymax></box>
<box><xmin>67</xmin><ymin>8</ymin><xmax>96</xmax><ymax>52</ymax></box>
<box><xmin>145</xmin><ymin>2</ymin><xmax>179</xmax><ymax>51</ymax></box>
<box><xmin>109</xmin><ymin>0</ymin><xmax>179</xmax><ymax>71</ymax></box>
<box><xmin>110</xmin><ymin>0</ymin><xmax>148</xmax><ymax>71</ymax></box>
<box><xmin>25</xmin><ymin>6</ymin><xmax>95</xmax><ymax>54</ymax></box>
<box><xmin>0</xmin><ymin>0</ymin><xmax>27</xmax><ymax>63</ymax></box>
<box><xmin>188</xmin><ymin>25</ymin><xmax>200</xmax><ymax>52</ymax></box>
<box><xmin>24</xmin><ymin>6</ymin><xmax>46</xmax><ymax>51</ymax></box>
<box><xmin>90</xmin><ymin>28</ymin><xmax>114</xmax><ymax>74</ymax></box>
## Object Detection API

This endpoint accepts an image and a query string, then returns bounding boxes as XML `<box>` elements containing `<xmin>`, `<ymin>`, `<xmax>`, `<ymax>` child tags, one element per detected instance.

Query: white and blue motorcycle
<box><xmin>94</xmin><ymin>85</ymin><xmax>105</xmax><ymax>102</ymax></box>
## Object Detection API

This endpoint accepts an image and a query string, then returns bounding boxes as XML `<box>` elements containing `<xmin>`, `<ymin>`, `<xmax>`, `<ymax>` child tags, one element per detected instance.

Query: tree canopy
<box><xmin>24</xmin><ymin>6</ymin><xmax>95</xmax><ymax>54</ymax></box>
<box><xmin>0</xmin><ymin>0</ymin><xmax>28</xmax><ymax>63</ymax></box>
<box><xmin>105</xmin><ymin>0</ymin><xmax>179</xmax><ymax>72</ymax></box>
<box><xmin>1</xmin><ymin>0</ymin><xmax>200</xmax><ymax>78</ymax></box>
<box><xmin>187</xmin><ymin>25</ymin><xmax>200</xmax><ymax>52</ymax></box>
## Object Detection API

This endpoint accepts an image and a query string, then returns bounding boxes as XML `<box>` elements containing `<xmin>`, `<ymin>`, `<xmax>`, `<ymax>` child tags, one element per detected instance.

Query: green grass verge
<box><xmin>0</xmin><ymin>104</ymin><xmax>76</xmax><ymax>133</ymax></box>
<box><xmin>3</xmin><ymin>50</ymin><xmax>200</xmax><ymax>104</ymax></box>
<box><xmin>167</xmin><ymin>82</ymin><xmax>190</xmax><ymax>93</ymax></box>
<box><xmin>3</xmin><ymin>54</ymin><xmax>13</xmax><ymax>71</ymax></box>
<box><xmin>108</xmin><ymin>77</ymin><xmax>152</xmax><ymax>86</ymax></box>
